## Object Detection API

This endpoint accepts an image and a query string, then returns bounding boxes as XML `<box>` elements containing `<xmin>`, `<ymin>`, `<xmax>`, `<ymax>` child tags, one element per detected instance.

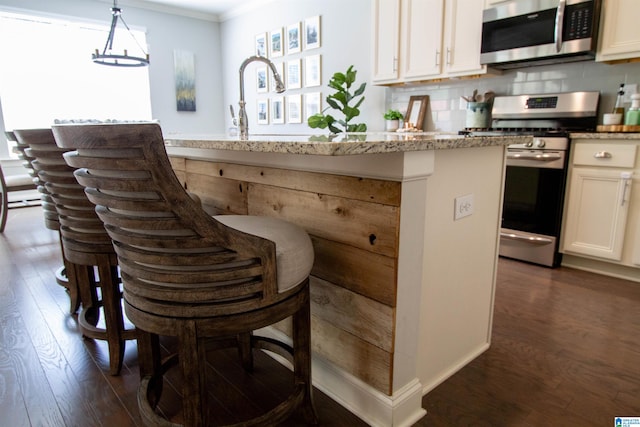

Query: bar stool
<box><xmin>11</xmin><ymin>130</ymin><xmax>78</xmax><ymax>313</ymax></box>
<box><xmin>15</xmin><ymin>128</ymin><xmax>136</xmax><ymax>375</ymax></box>
<box><xmin>54</xmin><ymin>122</ymin><xmax>318</xmax><ymax>427</ymax></box>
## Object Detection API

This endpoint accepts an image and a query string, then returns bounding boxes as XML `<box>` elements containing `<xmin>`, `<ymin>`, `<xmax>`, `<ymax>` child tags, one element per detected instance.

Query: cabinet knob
<box><xmin>594</xmin><ymin>151</ymin><xmax>612</xmax><ymax>159</ymax></box>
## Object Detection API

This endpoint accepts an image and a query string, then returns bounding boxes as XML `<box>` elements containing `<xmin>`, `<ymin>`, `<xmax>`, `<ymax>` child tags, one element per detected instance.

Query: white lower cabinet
<box><xmin>562</xmin><ymin>139</ymin><xmax>639</xmax><ymax>271</ymax></box>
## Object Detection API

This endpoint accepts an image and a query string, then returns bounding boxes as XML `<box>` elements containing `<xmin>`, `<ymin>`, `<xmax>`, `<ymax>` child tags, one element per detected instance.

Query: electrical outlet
<box><xmin>454</xmin><ymin>194</ymin><xmax>474</xmax><ymax>220</ymax></box>
<box><xmin>624</xmin><ymin>84</ymin><xmax>638</xmax><ymax>104</ymax></box>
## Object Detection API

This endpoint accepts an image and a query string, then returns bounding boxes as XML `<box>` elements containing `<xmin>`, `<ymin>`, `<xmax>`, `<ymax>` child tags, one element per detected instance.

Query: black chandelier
<box><xmin>92</xmin><ymin>0</ymin><xmax>149</xmax><ymax>67</ymax></box>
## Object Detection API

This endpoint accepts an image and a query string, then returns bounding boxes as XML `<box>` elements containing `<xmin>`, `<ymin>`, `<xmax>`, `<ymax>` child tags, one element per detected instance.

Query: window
<box><xmin>0</xmin><ymin>11</ymin><xmax>152</xmax><ymax>157</ymax></box>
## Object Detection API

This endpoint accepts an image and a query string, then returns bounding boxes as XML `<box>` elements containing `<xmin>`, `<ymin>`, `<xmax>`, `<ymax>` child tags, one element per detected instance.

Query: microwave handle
<box><xmin>554</xmin><ymin>0</ymin><xmax>566</xmax><ymax>52</ymax></box>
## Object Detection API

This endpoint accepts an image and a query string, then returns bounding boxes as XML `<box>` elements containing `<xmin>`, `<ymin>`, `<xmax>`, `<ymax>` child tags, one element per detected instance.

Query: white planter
<box><xmin>385</xmin><ymin>119</ymin><xmax>400</xmax><ymax>131</ymax></box>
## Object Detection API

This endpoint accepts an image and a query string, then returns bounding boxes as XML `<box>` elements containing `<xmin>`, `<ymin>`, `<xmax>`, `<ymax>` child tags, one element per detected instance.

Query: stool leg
<box><xmin>136</xmin><ymin>330</ymin><xmax>163</xmax><ymax>407</ymax></box>
<box><xmin>238</xmin><ymin>332</ymin><xmax>254</xmax><ymax>371</ymax></box>
<box><xmin>97</xmin><ymin>264</ymin><xmax>126</xmax><ymax>375</ymax></box>
<box><xmin>293</xmin><ymin>292</ymin><xmax>318</xmax><ymax>425</ymax></box>
<box><xmin>179</xmin><ymin>321</ymin><xmax>208</xmax><ymax>427</ymax></box>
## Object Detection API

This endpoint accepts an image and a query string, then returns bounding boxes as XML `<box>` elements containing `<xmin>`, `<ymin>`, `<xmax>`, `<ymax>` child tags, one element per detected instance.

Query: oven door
<box><xmin>500</xmin><ymin>149</ymin><xmax>567</xmax><ymax>267</ymax></box>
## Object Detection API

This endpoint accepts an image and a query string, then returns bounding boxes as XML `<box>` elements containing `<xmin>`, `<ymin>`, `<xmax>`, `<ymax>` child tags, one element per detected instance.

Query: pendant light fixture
<box><xmin>92</xmin><ymin>0</ymin><xmax>149</xmax><ymax>67</ymax></box>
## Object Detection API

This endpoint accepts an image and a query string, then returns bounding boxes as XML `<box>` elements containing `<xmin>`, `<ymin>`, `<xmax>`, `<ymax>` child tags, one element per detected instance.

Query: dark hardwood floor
<box><xmin>1</xmin><ymin>206</ymin><xmax>639</xmax><ymax>426</ymax></box>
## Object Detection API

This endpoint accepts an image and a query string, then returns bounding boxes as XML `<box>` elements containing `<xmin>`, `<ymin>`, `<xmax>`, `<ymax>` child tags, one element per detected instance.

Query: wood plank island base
<box><xmin>164</xmin><ymin>132</ymin><xmax>530</xmax><ymax>427</ymax></box>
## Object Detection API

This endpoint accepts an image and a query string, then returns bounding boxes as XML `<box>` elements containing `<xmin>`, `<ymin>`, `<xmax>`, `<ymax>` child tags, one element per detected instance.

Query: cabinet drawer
<box><xmin>572</xmin><ymin>143</ymin><xmax>637</xmax><ymax>168</ymax></box>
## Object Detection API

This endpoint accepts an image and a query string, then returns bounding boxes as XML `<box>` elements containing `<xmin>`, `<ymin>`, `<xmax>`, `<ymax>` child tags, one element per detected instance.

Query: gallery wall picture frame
<box><xmin>257</xmin><ymin>99</ymin><xmax>269</xmax><ymax>124</ymax></box>
<box><xmin>304</xmin><ymin>16</ymin><xmax>321</xmax><ymax>50</ymax></box>
<box><xmin>174</xmin><ymin>50</ymin><xmax>196</xmax><ymax>112</ymax></box>
<box><xmin>256</xmin><ymin>66</ymin><xmax>268</xmax><ymax>93</ymax></box>
<box><xmin>405</xmin><ymin>95</ymin><xmax>430</xmax><ymax>131</ymax></box>
<box><xmin>287</xmin><ymin>94</ymin><xmax>302</xmax><ymax>123</ymax></box>
<box><xmin>271</xmin><ymin>96</ymin><xmax>285</xmax><ymax>124</ymax></box>
<box><xmin>286</xmin><ymin>22</ymin><xmax>301</xmax><ymax>54</ymax></box>
<box><xmin>304</xmin><ymin>54</ymin><xmax>321</xmax><ymax>87</ymax></box>
<box><xmin>287</xmin><ymin>58</ymin><xmax>302</xmax><ymax>90</ymax></box>
<box><xmin>270</xmin><ymin>27</ymin><xmax>283</xmax><ymax>57</ymax></box>
<box><xmin>304</xmin><ymin>92</ymin><xmax>322</xmax><ymax>120</ymax></box>
<box><xmin>255</xmin><ymin>33</ymin><xmax>267</xmax><ymax>57</ymax></box>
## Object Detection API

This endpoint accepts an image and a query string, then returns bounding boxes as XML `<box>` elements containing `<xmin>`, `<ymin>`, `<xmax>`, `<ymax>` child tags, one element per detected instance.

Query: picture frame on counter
<box><xmin>406</xmin><ymin>95</ymin><xmax>429</xmax><ymax>131</ymax></box>
<box><xmin>286</xmin><ymin>22</ymin><xmax>301</xmax><ymax>54</ymax></box>
<box><xmin>287</xmin><ymin>94</ymin><xmax>302</xmax><ymax>123</ymax></box>
<box><xmin>270</xmin><ymin>27</ymin><xmax>283</xmax><ymax>57</ymax></box>
<box><xmin>257</xmin><ymin>99</ymin><xmax>268</xmax><ymax>124</ymax></box>
<box><xmin>255</xmin><ymin>33</ymin><xmax>267</xmax><ymax>57</ymax></box>
<box><xmin>256</xmin><ymin>66</ymin><xmax>268</xmax><ymax>93</ymax></box>
<box><xmin>304</xmin><ymin>92</ymin><xmax>321</xmax><ymax>120</ymax></box>
<box><xmin>304</xmin><ymin>16</ymin><xmax>320</xmax><ymax>50</ymax></box>
<box><xmin>304</xmin><ymin>54</ymin><xmax>321</xmax><ymax>87</ymax></box>
<box><xmin>287</xmin><ymin>58</ymin><xmax>301</xmax><ymax>89</ymax></box>
<box><xmin>271</xmin><ymin>96</ymin><xmax>285</xmax><ymax>124</ymax></box>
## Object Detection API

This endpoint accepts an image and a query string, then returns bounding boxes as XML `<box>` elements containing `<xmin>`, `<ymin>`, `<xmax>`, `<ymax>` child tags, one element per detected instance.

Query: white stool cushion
<box><xmin>5</xmin><ymin>174</ymin><xmax>34</xmax><ymax>188</ymax></box>
<box><xmin>215</xmin><ymin>215</ymin><xmax>314</xmax><ymax>293</ymax></box>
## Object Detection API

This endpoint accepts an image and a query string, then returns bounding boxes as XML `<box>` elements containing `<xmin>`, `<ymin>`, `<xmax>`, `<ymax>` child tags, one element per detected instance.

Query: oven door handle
<box><xmin>507</xmin><ymin>152</ymin><xmax>562</xmax><ymax>161</ymax></box>
<box><xmin>500</xmin><ymin>232</ymin><xmax>554</xmax><ymax>245</ymax></box>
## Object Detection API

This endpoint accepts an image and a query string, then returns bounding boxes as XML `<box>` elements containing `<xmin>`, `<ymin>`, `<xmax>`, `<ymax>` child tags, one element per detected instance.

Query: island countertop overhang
<box><xmin>163</xmin><ymin>132</ymin><xmax>532</xmax><ymax>156</ymax></box>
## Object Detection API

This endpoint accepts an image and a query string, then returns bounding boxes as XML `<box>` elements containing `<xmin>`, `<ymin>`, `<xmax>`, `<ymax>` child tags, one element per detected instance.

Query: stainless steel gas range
<box><xmin>461</xmin><ymin>91</ymin><xmax>600</xmax><ymax>267</ymax></box>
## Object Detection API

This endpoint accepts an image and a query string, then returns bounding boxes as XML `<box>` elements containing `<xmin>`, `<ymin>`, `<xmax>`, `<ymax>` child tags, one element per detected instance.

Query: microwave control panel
<box><xmin>564</xmin><ymin>1</ymin><xmax>594</xmax><ymax>40</ymax></box>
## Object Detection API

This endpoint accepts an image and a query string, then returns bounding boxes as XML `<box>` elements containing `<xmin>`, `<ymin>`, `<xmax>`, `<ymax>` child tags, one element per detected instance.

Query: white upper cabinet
<box><xmin>596</xmin><ymin>0</ymin><xmax>640</xmax><ymax>62</ymax></box>
<box><xmin>372</xmin><ymin>0</ymin><xmax>490</xmax><ymax>84</ymax></box>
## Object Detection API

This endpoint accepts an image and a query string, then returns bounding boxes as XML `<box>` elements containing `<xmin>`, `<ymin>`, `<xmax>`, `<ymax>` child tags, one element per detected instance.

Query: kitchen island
<box><xmin>164</xmin><ymin>132</ymin><xmax>529</xmax><ymax>427</ymax></box>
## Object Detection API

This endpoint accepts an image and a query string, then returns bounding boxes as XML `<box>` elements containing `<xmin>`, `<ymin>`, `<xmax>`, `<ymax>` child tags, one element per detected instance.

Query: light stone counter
<box><xmin>164</xmin><ymin>132</ymin><xmax>530</xmax><ymax>156</ymax></box>
<box><xmin>571</xmin><ymin>132</ymin><xmax>640</xmax><ymax>140</ymax></box>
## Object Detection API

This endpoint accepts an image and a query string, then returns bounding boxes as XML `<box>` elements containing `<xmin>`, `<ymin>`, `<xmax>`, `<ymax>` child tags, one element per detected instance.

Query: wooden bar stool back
<box><xmin>53</xmin><ymin>122</ymin><xmax>318</xmax><ymax>427</ymax></box>
<box><xmin>15</xmin><ymin>128</ymin><xmax>135</xmax><ymax>375</ymax></box>
<box><xmin>12</xmin><ymin>129</ymin><xmax>78</xmax><ymax>313</ymax></box>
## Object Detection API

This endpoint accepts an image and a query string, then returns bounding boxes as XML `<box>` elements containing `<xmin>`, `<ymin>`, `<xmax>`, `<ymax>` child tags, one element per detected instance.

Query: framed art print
<box><xmin>286</xmin><ymin>22</ymin><xmax>301</xmax><ymax>54</ymax></box>
<box><xmin>287</xmin><ymin>59</ymin><xmax>301</xmax><ymax>90</ymax></box>
<box><xmin>256</xmin><ymin>66</ymin><xmax>268</xmax><ymax>93</ymax></box>
<box><xmin>304</xmin><ymin>54</ymin><xmax>321</xmax><ymax>87</ymax></box>
<box><xmin>271</xmin><ymin>96</ymin><xmax>284</xmax><ymax>124</ymax></box>
<box><xmin>270</xmin><ymin>27</ymin><xmax>283</xmax><ymax>57</ymax></box>
<box><xmin>255</xmin><ymin>33</ymin><xmax>267</xmax><ymax>57</ymax></box>
<box><xmin>305</xmin><ymin>92</ymin><xmax>322</xmax><ymax>120</ymax></box>
<box><xmin>287</xmin><ymin>94</ymin><xmax>302</xmax><ymax>123</ymax></box>
<box><xmin>257</xmin><ymin>99</ymin><xmax>269</xmax><ymax>124</ymax></box>
<box><xmin>304</xmin><ymin>16</ymin><xmax>321</xmax><ymax>50</ymax></box>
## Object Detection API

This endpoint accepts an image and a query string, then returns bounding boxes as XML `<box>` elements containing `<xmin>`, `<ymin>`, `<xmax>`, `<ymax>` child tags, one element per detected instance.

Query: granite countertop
<box><xmin>164</xmin><ymin>132</ymin><xmax>531</xmax><ymax>156</ymax></box>
<box><xmin>571</xmin><ymin>132</ymin><xmax>640</xmax><ymax>140</ymax></box>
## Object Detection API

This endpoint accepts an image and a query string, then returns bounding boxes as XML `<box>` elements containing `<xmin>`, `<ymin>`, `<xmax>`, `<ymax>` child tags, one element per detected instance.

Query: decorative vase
<box><xmin>385</xmin><ymin>119</ymin><xmax>400</xmax><ymax>132</ymax></box>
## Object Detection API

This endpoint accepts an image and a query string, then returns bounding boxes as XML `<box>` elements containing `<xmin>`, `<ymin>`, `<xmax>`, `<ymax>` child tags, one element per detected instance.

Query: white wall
<box><xmin>219</xmin><ymin>0</ymin><xmax>387</xmax><ymax>134</ymax></box>
<box><xmin>0</xmin><ymin>0</ymin><xmax>225</xmax><ymax>135</ymax></box>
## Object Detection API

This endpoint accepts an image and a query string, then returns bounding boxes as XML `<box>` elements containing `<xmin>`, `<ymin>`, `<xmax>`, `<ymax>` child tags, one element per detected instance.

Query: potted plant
<box><xmin>383</xmin><ymin>109</ymin><xmax>403</xmax><ymax>131</ymax></box>
<box><xmin>307</xmin><ymin>65</ymin><xmax>367</xmax><ymax>134</ymax></box>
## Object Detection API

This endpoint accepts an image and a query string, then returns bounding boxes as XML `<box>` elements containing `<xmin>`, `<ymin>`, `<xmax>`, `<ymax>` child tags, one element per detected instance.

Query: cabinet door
<box><xmin>444</xmin><ymin>0</ymin><xmax>487</xmax><ymax>76</ymax></box>
<box><xmin>401</xmin><ymin>0</ymin><xmax>444</xmax><ymax>81</ymax></box>
<box><xmin>596</xmin><ymin>0</ymin><xmax>640</xmax><ymax>62</ymax></box>
<box><xmin>372</xmin><ymin>0</ymin><xmax>401</xmax><ymax>83</ymax></box>
<box><xmin>563</xmin><ymin>168</ymin><xmax>633</xmax><ymax>260</ymax></box>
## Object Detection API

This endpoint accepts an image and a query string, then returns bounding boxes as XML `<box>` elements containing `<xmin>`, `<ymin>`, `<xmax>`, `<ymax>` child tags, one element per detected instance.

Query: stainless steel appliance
<box><xmin>461</xmin><ymin>91</ymin><xmax>600</xmax><ymax>267</ymax></box>
<box><xmin>480</xmin><ymin>0</ymin><xmax>601</xmax><ymax>69</ymax></box>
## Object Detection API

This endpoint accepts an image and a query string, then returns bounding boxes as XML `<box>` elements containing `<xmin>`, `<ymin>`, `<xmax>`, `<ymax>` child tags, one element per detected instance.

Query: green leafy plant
<box><xmin>307</xmin><ymin>65</ymin><xmax>367</xmax><ymax>133</ymax></box>
<box><xmin>383</xmin><ymin>109</ymin><xmax>403</xmax><ymax>120</ymax></box>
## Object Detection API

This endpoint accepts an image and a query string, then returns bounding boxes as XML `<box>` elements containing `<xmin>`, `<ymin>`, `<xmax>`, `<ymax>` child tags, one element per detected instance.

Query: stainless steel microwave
<box><xmin>480</xmin><ymin>0</ymin><xmax>601</xmax><ymax>69</ymax></box>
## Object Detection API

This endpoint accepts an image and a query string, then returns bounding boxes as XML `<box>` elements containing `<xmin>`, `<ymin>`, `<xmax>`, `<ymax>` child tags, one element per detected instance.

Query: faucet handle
<box><xmin>229</xmin><ymin>104</ymin><xmax>238</xmax><ymax>126</ymax></box>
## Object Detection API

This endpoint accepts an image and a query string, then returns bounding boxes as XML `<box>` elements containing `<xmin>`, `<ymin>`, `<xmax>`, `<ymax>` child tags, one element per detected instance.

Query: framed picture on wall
<box><xmin>286</xmin><ymin>22</ymin><xmax>301</xmax><ymax>54</ymax></box>
<box><xmin>256</xmin><ymin>66</ymin><xmax>268</xmax><ymax>93</ymax></box>
<box><xmin>255</xmin><ymin>33</ymin><xmax>267</xmax><ymax>57</ymax></box>
<box><xmin>304</xmin><ymin>92</ymin><xmax>322</xmax><ymax>120</ymax></box>
<box><xmin>271</xmin><ymin>96</ymin><xmax>284</xmax><ymax>124</ymax></box>
<box><xmin>270</xmin><ymin>27</ymin><xmax>283</xmax><ymax>57</ymax></box>
<box><xmin>257</xmin><ymin>99</ymin><xmax>269</xmax><ymax>124</ymax></box>
<box><xmin>304</xmin><ymin>16</ymin><xmax>321</xmax><ymax>50</ymax></box>
<box><xmin>304</xmin><ymin>54</ymin><xmax>321</xmax><ymax>87</ymax></box>
<box><xmin>287</xmin><ymin>94</ymin><xmax>302</xmax><ymax>123</ymax></box>
<box><xmin>287</xmin><ymin>59</ymin><xmax>301</xmax><ymax>89</ymax></box>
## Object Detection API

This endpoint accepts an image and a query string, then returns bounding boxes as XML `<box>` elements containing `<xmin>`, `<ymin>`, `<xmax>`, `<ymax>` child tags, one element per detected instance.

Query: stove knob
<box><xmin>536</xmin><ymin>139</ymin><xmax>546</xmax><ymax>148</ymax></box>
<box><xmin>525</xmin><ymin>141</ymin><xmax>533</xmax><ymax>148</ymax></box>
